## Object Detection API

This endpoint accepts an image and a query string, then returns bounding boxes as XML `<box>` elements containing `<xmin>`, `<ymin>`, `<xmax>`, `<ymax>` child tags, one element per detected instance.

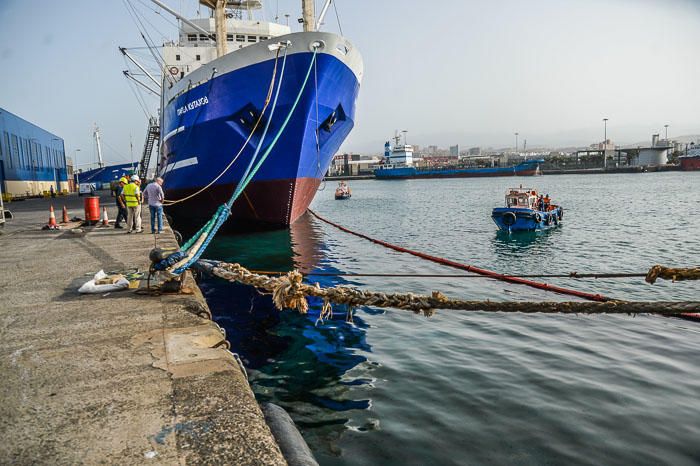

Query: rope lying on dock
<box><xmin>308</xmin><ymin>210</ymin><xmax>611</xmax><ymax>302</ymax></box>
<box><xmin>195</xmin><ymin>260</ymin><xmax>700</xmax><ymax>318</ymax></box>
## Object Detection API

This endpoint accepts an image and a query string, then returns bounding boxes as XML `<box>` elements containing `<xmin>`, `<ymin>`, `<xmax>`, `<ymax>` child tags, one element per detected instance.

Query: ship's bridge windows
<box><xmin>236</xmin><ymin>34</ymin><xmax>245</xmax><ymax>42</ymax></box>
<box><xmin>175</xmin><ymin>54</ymin><xmax>181</xmax><ymax>61</ymax></box>
<box><xmin>196</xmin><ymin>54</ymin><xmax>201</xmax><ymax>61</ymax></box>
<box><xmin>227</xmin><ymin>34</ymin><xmax>234</xmax><ymax>41</ymax></box>
<box><xmin>188</xmin><ymin>34</ymin><xmax>197</xmax><ymax>41</ymax></box>
<box><xmin>247</xmin><ymin>35</ymin><xmax>257</xmax><ymax>42</ymax></box>
<box><xmin>199</xmin><ymin>34</ymin><xmax>207</xmax><ymax>41</ymax></box>
<box><xmin>259</xmin><ymin>36</ymin><xmax>269</xmax><ymax>41</ymax></box>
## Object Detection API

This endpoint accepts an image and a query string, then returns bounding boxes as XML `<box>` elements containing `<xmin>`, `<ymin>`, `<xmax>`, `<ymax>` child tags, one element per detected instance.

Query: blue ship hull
<box><xmin>374</xmin><ymin>161</ymin><xmax>541</xmax><ymax>179</ymax></box>
<box><xmin>491</xmin><ymin>206</ymin><xmax>563</xmax><ymax>232</ymax></box>
<box><xmin>159</xmin><ymin>37</ymin><xmax>361</xmax><ymax>229</ymax></box>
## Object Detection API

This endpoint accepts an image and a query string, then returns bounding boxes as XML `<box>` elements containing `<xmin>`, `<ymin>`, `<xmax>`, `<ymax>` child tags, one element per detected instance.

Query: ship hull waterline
<box><xmin>165</xmin><ymin>177</ymin><xmax>321</xmax><ymax>232</ymax></box>
<box><xmin>374</xmin><ymin>167</ymin><xmax>539</xmax><ymax>180</ymax></box>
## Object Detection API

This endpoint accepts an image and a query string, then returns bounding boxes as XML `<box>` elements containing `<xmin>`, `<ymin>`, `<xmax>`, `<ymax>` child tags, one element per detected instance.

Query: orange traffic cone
<box><xmin>61</xmin><ymin>205</ymin><xmax>69</xmax><ymax>223</ymax></box>
<box><xmin>47</xmin><ymin>205</ymin><xmax>58</xmax><ymax>228</ymax></box>
<box><xmin>101</xmin><ymin>207</ymin><xmax>110</xmax><ymax>226</ymax></box>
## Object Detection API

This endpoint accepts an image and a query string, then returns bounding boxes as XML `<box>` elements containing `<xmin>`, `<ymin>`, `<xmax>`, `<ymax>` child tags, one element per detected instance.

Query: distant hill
<box><xmin>624</xmin><ymin>134</ymin><xmax>700</xmax><ymax>147</ymax></box>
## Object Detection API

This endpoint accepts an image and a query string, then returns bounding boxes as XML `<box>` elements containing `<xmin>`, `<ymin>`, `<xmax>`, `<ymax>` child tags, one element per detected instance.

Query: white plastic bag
<box><xmin>78</xmin><ymin>270</ymin><xmax>130</xmax><ymax>294</ymax></box>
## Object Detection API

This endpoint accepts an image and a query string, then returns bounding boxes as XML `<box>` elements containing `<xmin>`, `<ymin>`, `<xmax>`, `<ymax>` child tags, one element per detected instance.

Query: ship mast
<box><xmin>302</xmin><ymin>0</ymin><xmax>315</xmax><ymax>32</ymax></box>
<box><xmin>200</xmin><ymin>0</ymin><xmax>228</xmax><ymax>57</ymax></box>
<box><xmin>213</xmin><ymin>0</ymin><xmax>227</xmax><ymax>57</ymax></box>
<box><xmin>93</xmin><ymin>125</ymin><xmax>104</xmax><ymax>168</ymax></box>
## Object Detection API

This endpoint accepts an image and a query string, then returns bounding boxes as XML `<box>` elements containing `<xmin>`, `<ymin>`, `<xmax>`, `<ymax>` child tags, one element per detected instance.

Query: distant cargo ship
<box><xmin>679</xmin><ymin>147</ymin><xmax>700</xmax><ymax>171</ymax></box>
<box><xmin>373</xmin><ymin>135</ymin><xmax>542</xmax><ymax>179</ymax></box>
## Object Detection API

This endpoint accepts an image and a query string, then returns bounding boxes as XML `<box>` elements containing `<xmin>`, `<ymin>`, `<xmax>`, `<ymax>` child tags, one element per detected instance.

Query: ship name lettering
<box><xmin>176</xmin><ymin>96</ymin><xmax>209</xmax><ymax>116</ymax></box>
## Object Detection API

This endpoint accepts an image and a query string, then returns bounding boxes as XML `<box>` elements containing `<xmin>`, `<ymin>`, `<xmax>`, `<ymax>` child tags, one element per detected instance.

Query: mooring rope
<box><xmin>645</xmin><ymin>265</ymin><xmax>700</xmax><ymax>284</ymax></box>
<box><xmin>248</xmin><ymin>270</ymin><xmax>651</xmax><ymax>280</ymax></box>
<box><xmin>308</xmin><ymin>210</ymin><xmax>611</xmax><ymax>302</ymax></box>
<box><xmin>195</xmin><ymin>260</ymin><xmax>700</xmax><ymax>318</ymax></box>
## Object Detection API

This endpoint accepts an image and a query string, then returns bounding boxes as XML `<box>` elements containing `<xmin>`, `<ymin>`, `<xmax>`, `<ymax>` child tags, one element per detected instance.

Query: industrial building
<box><xmin>634</xmin><ymin>134</ymin><xmax>672</xmax><ymax>166</ymax></box>
<box><xmin>0</xmin><ymin>107</ymin><xmax>68</xmax><ymax>197</ymax></box>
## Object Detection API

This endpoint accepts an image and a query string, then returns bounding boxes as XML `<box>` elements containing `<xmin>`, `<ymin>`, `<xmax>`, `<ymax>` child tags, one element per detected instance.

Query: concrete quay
<box><xmin>0</xmin><ymin>194</ymin><xmax>286</xmax><ymax>465</ymax></box>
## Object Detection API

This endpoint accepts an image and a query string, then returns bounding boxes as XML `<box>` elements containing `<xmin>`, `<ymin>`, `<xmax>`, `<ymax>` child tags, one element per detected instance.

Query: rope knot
<box><xmin>272</xmin><ymin>270</ymin><xmax>309</xmax><ymax>314</ymax></box>
<box><xmin>645</xmin><ymin>265</ymin><xmax>663</xmax><ymax>284</ymax></box>
<box><xmin>432</xmin><ymin>291</ymin><xmax>449</xmax><ymax>303</ymax></box>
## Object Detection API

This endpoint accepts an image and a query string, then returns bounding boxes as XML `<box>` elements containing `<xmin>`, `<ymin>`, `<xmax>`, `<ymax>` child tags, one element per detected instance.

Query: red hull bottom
<box><xmin>680</xmin><ymin>158</ymin><xmax>700</xmax><ymax>171</ymax></box>
<box><xmin>165</xmin><ymin>177</ymin><xmax>321</xmax><ymax>232</ymax></box>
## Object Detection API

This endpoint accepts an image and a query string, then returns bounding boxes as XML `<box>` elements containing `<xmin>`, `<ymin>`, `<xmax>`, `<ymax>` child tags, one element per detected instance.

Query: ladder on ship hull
<box><xmin>139</xmin><ymin>116</ymin><xmax>160</xmax><ymax>180</ymax></box>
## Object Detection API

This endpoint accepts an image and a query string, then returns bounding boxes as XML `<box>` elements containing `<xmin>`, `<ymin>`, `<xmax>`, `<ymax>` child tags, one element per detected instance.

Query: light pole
<box><xmin>664</xmin><ymin>124</ymin><xmax>669</xmax><ymax>141</ymax></box>
<box><xmin>73</xmin><ymin>149</ymin><xmax>81</xmax><ymax>192</ymax></box>
<box><xmin>514</xmin><ymin>132</ymin><xmax>519</xmax><ymax>154</ymax></box>
<box><xmin>603</xmin><ymin>118</ymin><xmax>608</xmax><ymax>169</ymax></box>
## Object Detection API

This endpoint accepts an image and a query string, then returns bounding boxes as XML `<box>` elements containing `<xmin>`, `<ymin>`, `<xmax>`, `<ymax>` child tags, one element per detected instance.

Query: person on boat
<box><xmin>544</xmin><ymin>194</ymin><xmax>551</xmax><ymax>211</ymax></box>
<box><xmin>537</xmin><ymin>194</ymin><xmax>544</xmax><ymax>211</ymax></box>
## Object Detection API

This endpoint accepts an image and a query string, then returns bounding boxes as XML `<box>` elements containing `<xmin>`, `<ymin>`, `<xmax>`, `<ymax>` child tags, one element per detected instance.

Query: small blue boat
<box><xmin>492</xmin><ymin>187</ymin><xmax>563</xmax><ymax>232</ymax></box>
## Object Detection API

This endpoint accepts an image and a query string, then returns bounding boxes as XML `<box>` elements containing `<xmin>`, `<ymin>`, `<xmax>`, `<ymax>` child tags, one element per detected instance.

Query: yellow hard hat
<box><xmin>119</xmin><ymin>177</ymin><xmax>128</xmax><ymax>184</ymax></box>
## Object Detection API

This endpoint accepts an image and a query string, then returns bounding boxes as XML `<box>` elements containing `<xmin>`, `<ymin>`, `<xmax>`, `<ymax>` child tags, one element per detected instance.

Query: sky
<box><xmin>1</xmin><ymin>0</ymin><xmax>699</xmax><ymax>167</ymax></box>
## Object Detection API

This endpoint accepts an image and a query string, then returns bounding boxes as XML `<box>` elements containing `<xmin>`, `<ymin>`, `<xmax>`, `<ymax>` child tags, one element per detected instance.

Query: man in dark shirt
<box><xmin>114</xmin><ymin>177</ymin><xmax>128</xmax><ymax>229</ymax></box>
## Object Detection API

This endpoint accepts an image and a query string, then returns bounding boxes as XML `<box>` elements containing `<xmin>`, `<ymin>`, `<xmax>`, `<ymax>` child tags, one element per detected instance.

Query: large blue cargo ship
<box><xmin>148</xmin><ymin>0</ymin><xmax>362</xmax><ymax>229</ymax></box>
<box><xmin>374</xmin><ymin>160</ymin><xmax>542</xmax><ymax>179</ymax></box>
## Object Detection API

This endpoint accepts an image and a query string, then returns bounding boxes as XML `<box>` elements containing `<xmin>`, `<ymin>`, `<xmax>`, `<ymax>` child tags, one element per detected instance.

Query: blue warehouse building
<box><xmin>0</xmin><ymin>107</ymin><xmax>68</xmax><ymax>197</ymax></box>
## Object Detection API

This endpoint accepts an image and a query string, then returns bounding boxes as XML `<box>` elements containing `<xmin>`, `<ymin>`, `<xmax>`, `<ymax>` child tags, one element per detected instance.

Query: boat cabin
<box><xmin>505</xmin><ymin>187</ymin><xmax>538</xmax><ymax>209</ymax></box>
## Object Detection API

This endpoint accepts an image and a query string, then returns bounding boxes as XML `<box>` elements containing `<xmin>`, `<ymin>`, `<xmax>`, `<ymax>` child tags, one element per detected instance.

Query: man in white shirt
<box><xmin>143</xmin><ymin>177</ymin><xmax>165</xmax><ymax>234</ymax></box>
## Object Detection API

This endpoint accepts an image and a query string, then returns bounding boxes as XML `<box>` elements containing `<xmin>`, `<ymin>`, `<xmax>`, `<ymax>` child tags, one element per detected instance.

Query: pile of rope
<box><xmin>195</xmin><ymin>260</ymin><xmax>700</xmax><ymax>318</ymax></box>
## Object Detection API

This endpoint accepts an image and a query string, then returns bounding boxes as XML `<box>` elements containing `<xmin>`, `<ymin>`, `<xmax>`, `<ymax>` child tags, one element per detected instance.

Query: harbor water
<box><xmin>199</xmin><ymin>172</ymin><xmax>700</xmax><ymax>465</ymax></box>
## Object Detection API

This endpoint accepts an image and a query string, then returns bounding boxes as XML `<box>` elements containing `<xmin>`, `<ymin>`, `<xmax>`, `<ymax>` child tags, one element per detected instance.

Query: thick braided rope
<box><xmin>645</xmin><ymin>265</ymin><xmax>700</xmax><ymax>284</ymax></box>
<box><xmin>196</xmin><ymin>260</ymin><xmax>700</xmax><ymax>317</ymax></box>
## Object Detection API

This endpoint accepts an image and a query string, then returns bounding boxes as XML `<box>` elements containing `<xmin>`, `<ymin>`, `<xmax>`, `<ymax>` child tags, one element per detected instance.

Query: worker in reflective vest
<box><xmin>120</xmin><ymin>175</ymin><xmax>143</xmax><ymax>233</ymax></box>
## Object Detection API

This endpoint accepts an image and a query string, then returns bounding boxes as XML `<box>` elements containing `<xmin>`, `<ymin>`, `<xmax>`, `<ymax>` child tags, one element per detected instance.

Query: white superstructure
<box><xmin>381</xmin><ymin>131</ymin><xmax>414</xmax><ymax>167</ymax></box>
<box><xmin>162</xmin><ymin>15</ymin><xmax>291</xmax><ymax>80</ymax></box>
